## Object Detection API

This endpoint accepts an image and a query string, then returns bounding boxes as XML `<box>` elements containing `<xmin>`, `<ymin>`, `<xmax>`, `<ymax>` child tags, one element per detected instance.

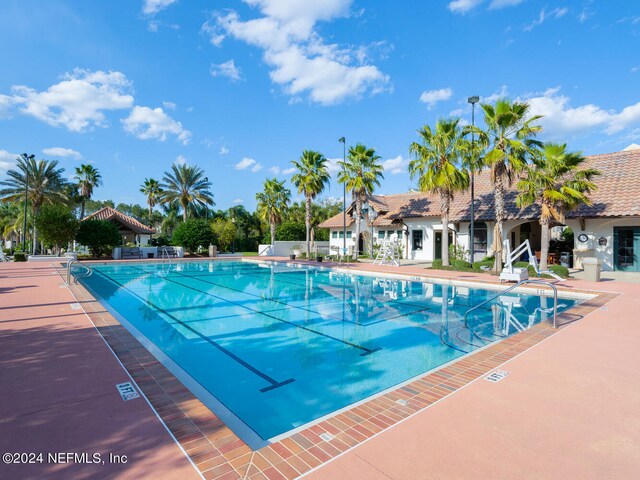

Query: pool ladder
<box><xmin>66</xmin><ymin>259</ymin><xmax>93</xmax><ymax>285</ymax></box>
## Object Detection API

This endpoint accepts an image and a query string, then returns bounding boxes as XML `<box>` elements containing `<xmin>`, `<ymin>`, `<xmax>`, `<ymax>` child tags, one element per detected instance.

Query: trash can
<box><xmin>560</xmin><ymin>252</ymin><xmax>571</xmax><ymax>268</ymax></box>
<box><xmin>582</xmin><ymin>257</ymin><xmax>602</xmax><ymax>282</ymax></box>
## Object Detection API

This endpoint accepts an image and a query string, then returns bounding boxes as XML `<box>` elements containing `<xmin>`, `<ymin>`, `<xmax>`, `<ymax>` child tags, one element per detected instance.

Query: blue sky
<box><xmin>1</xmin><ymin>0</ymin><xmax>639</xmax><ymax>211</ymax></box>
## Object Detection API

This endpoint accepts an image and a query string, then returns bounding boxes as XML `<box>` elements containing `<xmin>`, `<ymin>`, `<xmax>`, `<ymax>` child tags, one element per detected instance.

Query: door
<box><xmin>614</xmin><ymin>227</ymin><xmax>640</xmax><ymax>272</ymax></box>
<box><xmin>434</xmin><ymin>231</ymin><xmax>454</xmax><ymax>260</ymax></box>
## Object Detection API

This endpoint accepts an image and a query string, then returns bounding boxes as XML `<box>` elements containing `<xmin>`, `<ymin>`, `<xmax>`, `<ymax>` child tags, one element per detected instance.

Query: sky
<box><xmin>1</xmin><ymin>0</ymin><xmax>639</xmax><ymax>211</ymax></box>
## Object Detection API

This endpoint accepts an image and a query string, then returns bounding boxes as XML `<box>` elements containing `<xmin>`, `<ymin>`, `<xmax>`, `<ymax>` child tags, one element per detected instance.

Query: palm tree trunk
<box><xmin>270</xmin><ymin>221</ymin><xmax>276</xmax><ymax>246</ymax></box>
<box><xmin>182</xmin><ymin>200</ymin><xmax>188</xmax><ymax>221</ymax></box>
<box><xmin>149</xmin><ymin>203</ymin><xmax>153</xmax><ymax>223</ymax></box>
<box><xmin>441</xmin><ymin>197</ymin><xmax>451</xmax><ymax>267</ymax></box>
<box><xmin>305</xmin><ymin>195</ymin><xmax>311</xmax><ymax>258</ymax></box>
<box><xmin>539</xmin><ymin>218</ymin><xmax>550</xmax><ymax>271</ymax></box>
<box><xmin>80</xmin><ymin>198</ymin><xmax>86</xmax><ymax>220</ymax></box>
<box><xmin>493</xmin><ymin>174</ymin><xmax>506</xmax><ymax>272</ymax></box>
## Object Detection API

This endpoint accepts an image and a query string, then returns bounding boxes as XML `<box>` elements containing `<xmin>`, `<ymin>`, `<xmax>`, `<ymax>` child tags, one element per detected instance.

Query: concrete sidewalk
<box><xmin>0</xmin><ymin>263</ymin><xmax>200</xmax><ymax>480</ymax></box>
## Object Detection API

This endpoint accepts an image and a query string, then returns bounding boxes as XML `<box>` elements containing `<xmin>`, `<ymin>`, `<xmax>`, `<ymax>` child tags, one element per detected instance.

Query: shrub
<box><xmin>13</xmin><ymin>251</ymin><xmax>27</xmax><ymax>262</ymax></box>
<box><xmin>211</xmin><ymin>219</ymin><xmax>237</xmax><ymax>252</ymax></box>
<box><xmin>432</xmin><ymin>259</ymin><xmax>443</xmax><ymax>269</ymax></box>
<box><xmin>549</xmin><ymin>264</ymin><xmax>570</xmax><ymax>278</ymax></box>
<box><xmin>76</xmin><ymin>220</ymin><xmax>121</xmax><ymax>257</ymax></box>
<box><xmin>275</xmin><ymin>222</ymin><xmax>306</xmax><ymax>241</ymax></box>
<box><xmin>472</xmin><ymin>260</ymin><xmax>494</xmax><ymax>272</ymax></box>
<box><xmin>171</xmin><ymin>219</ymin><xmax>215</xmax><ymax>254</ymax></box>
<box><xmin>451</xmin><ymin>259</ymin><xmax>472</xmax><ymax>269</ymax></box>
<box><xmin>449</xmin><ymin>243</ymin><xmax>469</xmax><ymax>262</ymax></box>
<box><xmin>35</xmin><ymin>204</ymin><xmax>79</xmax><ymax>252</ymax></box>
<box><xmin>149</xmin><ymin>235</ymin><xmax>170</xmax><ymax>247</ymax></box>
<box><xmin>314</xmin><ymin>228</ymin><xmax>329</xmax><ymax>241</ymax></box>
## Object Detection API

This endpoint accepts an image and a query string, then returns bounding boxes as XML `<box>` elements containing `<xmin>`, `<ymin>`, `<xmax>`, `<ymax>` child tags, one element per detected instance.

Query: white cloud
<box><xmin>524</xmin><ymin>7</ymin><xmax>569</xmax><ymax>32</ymax></box>
<box><xmin>162</xmin><ymin>100</ymin><xmax>176</xmax><ymax>110</ymax></box>
<box><xmin>419</xmin><ymin>88</ymin><xmax>453</xmax><ymax>109</ymax></box>
<box><xmin>142</xmin><ymin>0</ymin><xmax>177</xmax><ymax>15</ymax></box>
<box><xmin>5</xmin><ymin>69</ymin><xmax>134</xmax><ymax>132</ymax></box>
<box><xmin>325</xmin><ymin>157</ymin><xmax>342</xmax><ymax>175</ymax></box>
<box><xmin>233</xmin><ymin>198</ymin><xmax>244</xmax><ymax>204</ymax></box>
<box><xmin>282</xmin><ymin>167</ymin><xmax>296</xmax><ymax>174</ymax></box>
<box><xmin>0</xmin><ymin>149</ymin><xmax>19</xmax><ymax>172</ymax></box>
<box><xmin>448</xmin><ymin>0</ymin><xmax>483</xmax><ymax>14</ymax></box>
<box><xmin>489</xmin><ymin>0</ymin><xmax>525</xmax><ymax>9</ymax></box>
<box><xmin>631</xmin><ymin>66</ymin><xmax>639</xmax><ymax>73</ymax></box>
<box><xmin>219</xmin><ymin>146</ymin><xmax>229</xmax><ymax>155</ymax></box>
<box><xmin>269</xmin><ymin>166</ymin><xmax>281</xmax><ymax>174</ymax></box>
<box><xmin>235</xmin><ymin>157</ymin><xmax>263</xmax><ymax>172</ymax></box>
<box><xmin>122</xmin><ymin>106</ymin><xmax>191</xmax><ymax>144</ymax></box>
<box><xmin>483</xmin><ymin>84</ymin><xmax>509</xmax><ymax>103</ymax></box>
<box><xmin>175</xmin><ymin>154</ymin><xmax>187</xmax><ymax>166</ymax></box>
<box><xmin>382</xmin><ymin>155</ymin><xmax>409</xmax><ymax>175</ymax></box>
<box><xmin>205</xmin><ymin>0</ymin><xmax>390</xmax><ymax>104</ymax></box>
<box><xmin>210</xmin><ymin>60</ymin><xmax>242</xmax><ymax>81</ymax></box>
<box><xmin>42</xmin><ymin>147</ymin><xmax>83</xmax><ymax>160</ymax></box>
<box><xmin>524</xmin><ymin>87</ymin><xmax>640</xmax><ymax>136</ymax></box>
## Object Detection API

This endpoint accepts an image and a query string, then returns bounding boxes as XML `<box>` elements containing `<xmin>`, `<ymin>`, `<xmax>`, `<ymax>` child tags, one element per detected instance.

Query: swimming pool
<box><xmin>81</xmin><ymin>260</ymin><xmax>580</xmax><ymax>445</ymax></box>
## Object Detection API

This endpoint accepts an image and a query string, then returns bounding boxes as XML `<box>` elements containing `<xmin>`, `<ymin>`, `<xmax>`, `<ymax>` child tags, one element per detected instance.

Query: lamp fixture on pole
<box><xmin>467</xmin><ymin>96</ymin><xmax>479</xmax><ymax>267</ymax></box>
<box><xmin>339</xmin><ymin>137</ymin><xmax>346</xmax><ymax>256</ymax></box>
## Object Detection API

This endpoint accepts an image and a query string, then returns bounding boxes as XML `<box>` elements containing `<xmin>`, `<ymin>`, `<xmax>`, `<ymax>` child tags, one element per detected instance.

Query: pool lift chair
<box><xmin>499</xmin><ymin>239</ymin><xmax>563</xmax><ymax>282</ymax></box>
<box><xmin>373</xmin><ymin>235</ymin><xmax>401</xmax><ymax>267</ymax></box>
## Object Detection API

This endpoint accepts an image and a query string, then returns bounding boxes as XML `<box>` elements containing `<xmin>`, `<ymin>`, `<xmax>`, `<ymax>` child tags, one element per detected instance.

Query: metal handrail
<box><xmin>464</xmin><ymin>279</ymin><xmax>558</xmax><ymax>329</ymax></box>
<box><xmin>66</xmin><ymin>259</ymin><xmax>92</xmax><ymax>285</ymax></box>
<box><xmin>259</xmin><ymin>245</ymin><xmax>272</xmax><ymax>256</ymax></box>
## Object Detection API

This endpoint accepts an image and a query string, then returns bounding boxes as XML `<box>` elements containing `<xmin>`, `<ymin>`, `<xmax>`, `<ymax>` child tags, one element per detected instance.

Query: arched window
<box><xmin>471</xmin><ymin>222</ymin><xmax>488</xmax><ymax>254</ymax></box>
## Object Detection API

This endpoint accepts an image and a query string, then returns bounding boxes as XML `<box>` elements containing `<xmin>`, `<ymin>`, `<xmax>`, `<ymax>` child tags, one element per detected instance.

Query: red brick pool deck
<box><xmin>1</xmin><ymin>259</ymin><xmax>639</xmax><ymax>479</ymax></box>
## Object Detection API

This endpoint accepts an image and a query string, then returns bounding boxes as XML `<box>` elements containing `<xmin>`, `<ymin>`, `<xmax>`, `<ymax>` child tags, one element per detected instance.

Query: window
<box><xmin>339</xmin><ymin>231</ymin><xmax>344</xmax><ymax>239</ymax></box>
<box><xmin>397</xmin><ymin>230</ymin><xmax>403</xmax><ymax>238</ymax></box>
<box><xmin>471</xmin><ymin>222</ymin><xmax>488</xmax><ymax>254</ymax></box>
<box><xmin>332</xmin><ymin>231</ymin><xmax>338</xmax><ymax>239</ymax></box>
<box><xmin>412</xmin><ymin>230</ymin><xmax>423</xmax><ymax>250</ymax></box>
<box><xmin>346</xmin><ymin>231</ymin><xmax>352</xmax><ymax>238</ymax></box>
<box><xmin>378</xmin><ymin>231</ymin><xmax>385</xmax><ymax>239</ymax></box>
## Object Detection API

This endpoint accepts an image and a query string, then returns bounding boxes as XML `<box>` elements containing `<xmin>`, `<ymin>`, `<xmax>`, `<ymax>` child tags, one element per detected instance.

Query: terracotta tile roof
<box><xmin>83</xmin><ymin>207</ymin><xmax>155</xmax><ymax>235</ymax></box>
<box><xmin>317</xmin><ymin>149</ymin><xmax>640</xmax><ymax>227</ymax></box>
<box><xmin>318</xmin><ymin>211</ymin><xmax>355</xmax><ymax>228</ymax></box>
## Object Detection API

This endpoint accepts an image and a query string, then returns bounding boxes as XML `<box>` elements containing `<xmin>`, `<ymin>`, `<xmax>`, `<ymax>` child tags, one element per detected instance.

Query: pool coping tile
<box><xmin>57</xmin><ymin>259</ymin><xmax>616</xmax><ymax>480</ymax></box>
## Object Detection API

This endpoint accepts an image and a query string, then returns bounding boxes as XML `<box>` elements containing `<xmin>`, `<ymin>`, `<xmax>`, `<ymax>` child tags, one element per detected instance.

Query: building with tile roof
<box><xmin>319</xmin><ymin>148</ymin><xmax>640</xmax><ymax>272</ymax></box>
<box><xmin>82</xmin><ymin>207</ymin><xmax>155</xmax><ymax>245</ymax></box>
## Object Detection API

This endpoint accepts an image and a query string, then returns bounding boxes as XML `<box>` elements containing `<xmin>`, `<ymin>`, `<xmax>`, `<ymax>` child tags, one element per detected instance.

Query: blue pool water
<box><xmin>81</xmin><ymin>260</ymin><xmax>579</xmax><ymax>443</ymax></box>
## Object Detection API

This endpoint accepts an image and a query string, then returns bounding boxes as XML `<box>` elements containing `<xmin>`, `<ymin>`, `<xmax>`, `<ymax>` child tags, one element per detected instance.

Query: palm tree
<box><xmin>140</xmin><ymin>178</ymin><xmax>162</xmax><ymax>222</ymax></box>
<box><xmin>471</xmin><ymin>99</ymin><xmax>543</xmax><ymax>271</ymax></box>
<box><xmin>337</xmin><ymin>143</ymin><xmax>384</xmax><ymax>257</ymax></box>
<box><xmin>0</xmin><ymin>153</ymin><xmax>67</xmax><ymax>253</ymax></box>
<box><xmin>517</xmin><ymin>143</ymin><xmax>599</xmax><ymax>271</ymax></box>
<box><xmin>409</xmin><ymin>119</ymin><xmax>470</xmax><ymax>267</ymax></box>
<box><xmin>256</xmin><ymin>178</ymin><xmax>291</xmax><ymax>246</ymax></box>
<box><xmin>160</xmin><ymin>164</ymin><xmax>214</xmax><ymax>221</ymax></box>
<box><xmin>74</xmin><ymin>164</ymin><xmax>102</xmax><ymax>219</ymax></box>
<box><xmin>291</xmin><ymin>150</ymin><xmax>330</xmax><ymax>257</ymax></box>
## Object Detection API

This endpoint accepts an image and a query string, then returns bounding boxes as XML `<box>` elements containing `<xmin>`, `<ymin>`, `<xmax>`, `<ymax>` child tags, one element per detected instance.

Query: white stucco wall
<box><xmin>565</xmin><ymin>217</ymin><xmax>640</xmax><ymax>271</ymax></box>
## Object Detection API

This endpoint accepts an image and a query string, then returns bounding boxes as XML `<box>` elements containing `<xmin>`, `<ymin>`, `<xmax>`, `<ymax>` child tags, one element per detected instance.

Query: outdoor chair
<box><xmin>159</xmin><ymin>246</ymin><xmax>178</xmax><ymax>258</ymax></box>
<box><xmin>121</xmin><ymin>247</ymin><xmax>143</xmax><ymax>259</ymax></box>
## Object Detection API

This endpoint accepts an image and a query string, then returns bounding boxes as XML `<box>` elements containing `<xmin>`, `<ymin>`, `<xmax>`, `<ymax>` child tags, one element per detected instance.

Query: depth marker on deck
<box><xmin>485</xmin><ymin>370</ymin><xmax>509</xmax><ymax>383</ymax></box>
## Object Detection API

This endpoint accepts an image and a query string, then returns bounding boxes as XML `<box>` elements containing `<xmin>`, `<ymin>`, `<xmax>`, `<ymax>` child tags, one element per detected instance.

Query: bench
<box><xmin>121</xmin><ymin>247</ymin><xmax>142</xmax><ymax>259</ymax></box>
<box><xmin>159</xmin><ymin>246</ymin><xmax>178</xmax><ymax>258</ymax></box>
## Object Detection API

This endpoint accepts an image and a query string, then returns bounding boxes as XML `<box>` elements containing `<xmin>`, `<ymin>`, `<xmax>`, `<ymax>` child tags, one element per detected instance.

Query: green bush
<box><xmin>275</xmin><ymin>222</ymin><xmax>306</xmax><ymax>241</ymax></box>
<box><xmin>13</xmin><ymin>251</ymin><xmax>27</xmax><ymax>262</ymax></box>
<box><xmin>171</xmin><ymin>219</ymin><xmax>215</xmax><ymax>254</ymax></box>
<box><xmin>451</xmin><ymin>259</ymin><xmax>472</xmax><ymax>269</ymax></box>
<box><xmin>314</xmin><ymin>228</ymin><xmax>329</xmax><ymax>241</ymax></box>
<box><xmin>449</xmin><ymin>243</ymin><xmax>469</xmax><ymax>262</ymax></box>
<box><xmin>34</xmin><ymin>204</ymin><xmax>78</xmax><ymax>252</ymax></box>
<box><xmin>432</xmin><ymin>259</ymin><xmax>443</xmax><ymax>269</ymax></box>
<box><xmin>549</xmin><ymin>264</ymin><xmax>570</xmax><ymax>278</ymax></box>
<box><xmin>472</xmin><ymin>260</ymin><xmax>494</xmax><ymax>272</ymax></box>
<box><xmin>76</xmin><ymin>220</ymin><xmax>121</xmax><ymax>257</ymax></box>
<box><xmin>211</xmin><ymin>219</ymin><xmax>237</xmax><ymax>252</ymax></box>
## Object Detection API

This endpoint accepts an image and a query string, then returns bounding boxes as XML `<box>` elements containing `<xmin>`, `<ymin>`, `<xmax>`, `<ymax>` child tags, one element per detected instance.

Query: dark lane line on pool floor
<box><xmin>91</xmin><ymin>268</ymin><xmax>295</xmax><ymax>393</ymax></box>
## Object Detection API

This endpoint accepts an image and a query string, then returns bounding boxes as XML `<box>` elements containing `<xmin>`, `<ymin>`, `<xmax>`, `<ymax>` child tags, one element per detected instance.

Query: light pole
<box><xmin>231</xmin><ymin>215</ymin><xmax>236</xmax><ymax>254</ymax></box>
<box><xmin>369</xmin><ymin>209</ymin><xmax>377</xmax><ymax>259</ymax></box>
<box><xmin>339</xmin><ymin>137</ymin><xmax>346</xmax><ymax>256</ymax></box>
<box><xmin>21</xmin><ymin>153</ymin><xmax>32</xmax><ymax>252</ymax></box>
<box><xmin>467</xmin><ymin>96</ymin><xmax>479</xmax><ymax>267</ymax></box>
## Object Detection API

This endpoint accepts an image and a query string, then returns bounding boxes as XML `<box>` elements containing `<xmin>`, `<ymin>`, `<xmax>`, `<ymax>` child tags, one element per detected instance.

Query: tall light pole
<box><xmin>231</xmin><ymin>215</ymin><xmax>236</xmax><ymax>254</ymax></box>
<box><xmin>339</xmin><ymin>137</ymin><xmax>346</xmax><ymax>256</ymax></box>
<box><xmin>467</xmin><ymin>96</ymin><xmax>479</xmax><ymax>267</ymax></box>
<box><xmin>21</xmin><ymin>153</ymin><xmax>33</xmax><ymax>252</ymax></box>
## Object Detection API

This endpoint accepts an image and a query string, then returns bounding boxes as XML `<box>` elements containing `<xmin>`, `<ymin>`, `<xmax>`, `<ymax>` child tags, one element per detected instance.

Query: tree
<box><xmin>0</xmin><ymin>153</ymin><xmax>67</xmax><ymax>254</ymax></box>
<box><xmin>171</xmin><ymin>219</ymin><xmax>215</xmax><ymax>254</ymax></box>
<box><xmin>211</xmin><ymin>218</ymin><xmax>237</xmax><ymax>252</ymax></box>
<box><xmin>74</xmin><ymin>164</ymin><xmax>102</xmax><ymax>220</ymax></box>
<box><xmin>76</xmin><ymin>219</ymin><xmax>121</xmax><ymax>257</ymax></box>
<box><xmin>34</xmin><ymin>204</ymin><xmax>79</xmax><ymax>254</ymax></box>
<box><xmin>291</xmin><ymin>150</ymin><xmax>330</xmax><ymax>257</ymax></box>
<box><xmin>140</xmin><ymin>178</ymin><xmax>162</xmax><ymax>222</ymax></box>
<box><xmin>275</xmin><ymin>222</ymin><xmax>306</xmax><ymax>241</ymax></box>
<box><xmin>471</xmin><ymin>99</ymin><xmax>542</xmax><ymax>271</ymax></box>
<box><xmin>256</xmin><ymin>178</ymin><xmax>291</xmax><ymax>246</ymax></box>
<box><xmin>160</xmin><ymin>164</ymin><xmax>214</xmax><ymax>221</ymax></box>
<box><xmin>409</xmin><ymin>119</ymin><xmax>470</xmax><ymax>267</ymax></box>
<box><xmin>337</xmin><ymin>143</ymin><xmax>384</xmax><ymax>257</ymax></box>
<box><xmin>517</xmin><ymin>143</ymin><xmax>599</xmax><ymax>270</ymax></box>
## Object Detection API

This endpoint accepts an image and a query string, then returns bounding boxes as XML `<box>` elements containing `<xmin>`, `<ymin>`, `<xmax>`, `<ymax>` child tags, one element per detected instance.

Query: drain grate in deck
<box><xmin>319</xmin><ymin>433</ymin><xmax>334</xmax><ymax>442</ymax></box>
<box><xmin>485</xmin><ymin>370</ymin><xmax>509</xmax><ymax>383</ymax></box>
<box><xmin>70</xmin><ymin>303</ymin><xmax>81</xmax><ymax>310</ymax></box>
<box><xmin>116</xmin><ymin>382</ymin><xmax>140</xmax><ymax>401</ymax></box>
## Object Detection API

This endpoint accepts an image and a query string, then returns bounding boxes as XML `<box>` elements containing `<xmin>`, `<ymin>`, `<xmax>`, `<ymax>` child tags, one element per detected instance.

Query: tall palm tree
<box><xmin>160</xmin><ymin>164</ymin><xmax>214</xmax><ymax>221</ymax></box>
<box><xmin>0</xmin><ymin>153</ymin><xmax>67</xmax><ymax>253</ymax></box>
<box><xmin>472</xmin><ymin>99</ymin><xmax>543</xmax><ymax>271</ymax></box>
<box><xmin>517</xmin><ymin>143</ymin><xmax>599</xmax><ymax>271</ymax></box>
<box><xmin>290</xmin><ymin>150</ymin><xmax>330</xmax><ymax>257</ymax></box>
<box><xmin>409</xmin><ymin>119</ymin><xmax>470</xmax><ymax>267</ymax></box>
<box><xmin>140</xmin><ymin>178</ymin><xmax>162</xmax><ymax>222</ymax></box>
<box><xmin>337</xmin><ymin>143</ymin><xmax>384</xmax><ymax>257</ymax></box>
<box><xmin>74</xmin><ymin>164</ymin><xmax>102</xmax><ymax>219</ymax></box>
<box><xmin>256</xmin><ymin>178</ymin><xmax>291</xmax><ymax>246</ymax></box>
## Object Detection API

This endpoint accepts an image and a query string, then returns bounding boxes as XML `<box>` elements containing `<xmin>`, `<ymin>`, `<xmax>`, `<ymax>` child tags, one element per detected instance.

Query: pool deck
<box><xmin>1</xmin><ymin>258</ymin><xmax>639</xmax><ymax>479</ymax></box>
